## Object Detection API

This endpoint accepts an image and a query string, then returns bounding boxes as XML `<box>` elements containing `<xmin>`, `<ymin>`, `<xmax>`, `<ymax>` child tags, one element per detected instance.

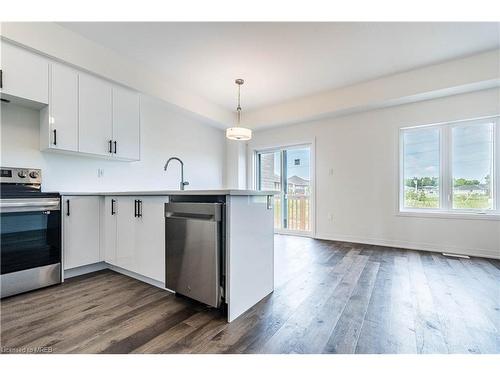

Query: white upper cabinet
<box><xmin>0</xmin><ymin>42</ymin><xmax>49</xmax><ymax>105</ymax></box>
<box><xmin>2</xmin><ymin>43</ymin><xmax>141</xmax><ymax>161</ymax></box>
<box><xmin>47</xmin><ymin>63</ymin><xmax>79</xmax><ymax>151</ymax></box>
<box><xmin>112</xmin><ymin>86</ymin><xmax>140</xmax><ymax>161</ymax></box>
<box><xmin>78</xmin><ymin>73</ymin><xmax>113</xmax><ymax>156</ymax></box>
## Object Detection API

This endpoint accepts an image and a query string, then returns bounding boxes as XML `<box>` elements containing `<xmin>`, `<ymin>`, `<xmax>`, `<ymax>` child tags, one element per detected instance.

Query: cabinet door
<box><xmin>113</xmin><ymin>86</ymin><xmax>140</xmax><ymax>160</ymax></box>
<box><xmin>78</xmin><ymin>73</ymin><xmax>112</xmax><ymax>156</ymax></box>
<box><xmin>115</xmin><ymin>197</ymin><xmax>139</xmax><ymax>273</ymax></box>
<box><xmin>135</xmin><ymin>197</ymin><xmax>167</xmax><ymax>282</ymax></box>
<box><xmin>63</xmin><ymin>196</ymin><xmax>100</xmax><ymax>270</ymax></box>
<box><xmin>49</xmin><ymin>63</ymin><xmax>78</xmax><ymax>151</ymax></box>
<box><xmin>103</xmin><ymin>197</ymin><xmax>118</xmax><ymax>265</ymax></box>
<box><xmin>0</xmin><ymin>42</ymin><xmax>49</xmax><ymax>104</ymax></box>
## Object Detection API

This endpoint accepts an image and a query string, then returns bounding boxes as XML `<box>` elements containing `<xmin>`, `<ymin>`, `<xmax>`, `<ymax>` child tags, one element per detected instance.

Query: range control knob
<box><xmin>17</xmin><ymin>170</ymin><xmax>28</xmax><ymax>178</ymax></box>
<box><xmin>29</xmin><ymin>171</ymin><xmax>39</xmax><ymax>179</ymax></box>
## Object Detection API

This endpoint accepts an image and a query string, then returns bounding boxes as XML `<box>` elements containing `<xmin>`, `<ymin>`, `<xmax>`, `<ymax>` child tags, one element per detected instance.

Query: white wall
<box><xmin>248</xmin><ymin>88</ymin><xmax>500</xmax><ymax>259</ymax></box>
<box><xmin>225</xmin><ymin>139</ymin><xmax>247</xmax><ymax>189</ymax></box>
<box><xmin>1</xmin><ymin>95</ymin><xmax>225</xmax><ymax>192</ymax></box>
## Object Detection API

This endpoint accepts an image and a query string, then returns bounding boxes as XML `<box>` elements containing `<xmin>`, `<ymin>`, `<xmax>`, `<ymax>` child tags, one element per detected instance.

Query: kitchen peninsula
<box><xmin>59</xmin><ymin>189</ymin><xmax>276</xmax><ymax>322</ymax></box>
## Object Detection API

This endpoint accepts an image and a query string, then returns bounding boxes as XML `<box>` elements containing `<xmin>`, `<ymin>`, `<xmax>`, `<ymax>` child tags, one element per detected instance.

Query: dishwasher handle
<box><xmin>165</xmin><ymin>202</ymin><xmax>222</xmax><ymax>222</ymax></box>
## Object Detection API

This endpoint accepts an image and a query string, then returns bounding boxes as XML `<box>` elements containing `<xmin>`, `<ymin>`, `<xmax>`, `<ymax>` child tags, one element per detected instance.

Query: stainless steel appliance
<box><xmin>0</xmin><ymin>167</ymin><xmax>61</xmax><ymax>298</ymax></box>
<box><xmin>165</xmin><ymin>202</ymin><xmax>223</xmax><ymax>307</ymax></box>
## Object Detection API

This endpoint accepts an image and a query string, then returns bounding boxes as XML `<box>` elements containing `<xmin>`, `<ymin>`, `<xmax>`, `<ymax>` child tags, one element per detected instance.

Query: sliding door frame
<box><xmin>254</xmin><ymin>141</ymin><xmax>315</xmax><ymax>237</ymax></box>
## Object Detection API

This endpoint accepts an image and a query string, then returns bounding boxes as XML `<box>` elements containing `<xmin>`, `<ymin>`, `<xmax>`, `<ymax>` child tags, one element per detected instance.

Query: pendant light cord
<box><xmin>237</xmin><ymin>82</ymin><xmax>242</xmax><ymax>125</ymax></box>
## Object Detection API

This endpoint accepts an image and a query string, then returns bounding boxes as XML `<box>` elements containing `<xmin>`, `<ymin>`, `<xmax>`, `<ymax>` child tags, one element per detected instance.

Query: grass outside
<box><xmin>404</xmin><ymin>190</ymin><xmax>492</xmax><ymax>210</ymax></box>
<box><xmin>452</xmin><ymin>194</ymin><xmax>491</xmax><ymax>209</ymax></box>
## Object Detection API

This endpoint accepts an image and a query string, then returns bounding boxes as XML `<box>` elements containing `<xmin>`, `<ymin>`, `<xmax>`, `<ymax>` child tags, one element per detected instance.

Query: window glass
<box><xmin>258</xmin><ymin>151</ymin><xmax>282</xmax><ymax>229</ymax></box>
<box><xmin>452</xmin><ymin>123</ymin><xmax>494</xmax><ymax>210</ymax></box>
<box><xmin>403</xmin><ymin>128</ymin><xmax>440</xmax><ymax>209</ymax></box>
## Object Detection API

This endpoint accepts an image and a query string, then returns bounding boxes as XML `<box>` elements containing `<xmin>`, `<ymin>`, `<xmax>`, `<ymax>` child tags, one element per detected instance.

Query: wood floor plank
<box><xmin>132</xmin><ymin>310</ymin><xmax>222</xmax><ymax>353</ymax></box>
<box><xmin>354</xmin><ymin>249</ymin><xmax>395</xmax><ymax>353</ymax></box>
<box><xmin>407</xmin><ymin>251</ymin><xmax>448</xmax><ymax>354</ymax></box>
<box><xmin>322</xmin><ymin>260</ymin><xmax>380</xmax><ymax>353</ymax></box>
<box><xmin>1</xmin><ymin>236</ymin><xmax>498</xmax><ymax>354</ymax></box>
<box><xmin>423</xmin><ymin>254</ymin><xmax>496</xmax><ymax>353</ymax></box>
<box><xmin>214</xmin><ymin>249</ymin><xmax>363</xmax><ymax>354</ymax></box>
<box><xmin>7</xmin><ymin>284</ymin><xmax>165</xmax><ymax>350</ymax></box>
<box><xmin>258</xmin><ymin>252</ymin><xmax>369</xmax><ymax>354</ymax></box>
<box><xmin>1</xmin><ymin>273</ymin><xmax>141</xmax><ymax>334</ymax></box>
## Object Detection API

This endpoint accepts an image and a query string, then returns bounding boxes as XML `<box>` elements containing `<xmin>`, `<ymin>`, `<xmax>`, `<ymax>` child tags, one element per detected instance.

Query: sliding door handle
<box><xmin>134</xmin><ymin>200</ymin><xmax>138</xmax><ymax>217</ymax></box>
<box><xmin>111</xmin><ymin>199</ymin><xmax>116</xmax><ymax>215</ymax></box>
<box><xmin>53</xmin><ymin>129</ymin><xmax>57</xmax><ymax>146</ymax></box>
<box><xmin>113</xmin><ymin>141</ymin><xmax>117</xmax><ymax>154</ymax></box>
<box><xmin>108</xmin><ymin>140</ymin><xmax>113</xmax><ymax>153</ymax></box>
<box><xmin>66</xmin><ymin>199</ymin><xmax>70</xmax><ymax>216</ymax></box>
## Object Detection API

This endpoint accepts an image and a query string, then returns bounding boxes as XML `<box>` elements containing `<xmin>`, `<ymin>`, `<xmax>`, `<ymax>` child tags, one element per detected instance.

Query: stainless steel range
<box><xmin>0</xmin><ymin>167</ymin><xmax>61</xmax><ymax>298</ymax></box>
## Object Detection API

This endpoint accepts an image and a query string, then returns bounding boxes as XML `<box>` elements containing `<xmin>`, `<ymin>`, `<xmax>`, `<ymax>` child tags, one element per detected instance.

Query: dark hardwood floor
<box><xmin>1</xmin><ymin>235</ymin><xmax>499</xmax><ymax>354</ymax></box>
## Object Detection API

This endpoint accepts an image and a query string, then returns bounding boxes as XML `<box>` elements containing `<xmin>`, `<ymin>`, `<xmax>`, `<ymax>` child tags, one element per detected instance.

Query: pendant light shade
<box><xmin>226</xmin><ymin>78</ymin><xmax>252</xmax><ymax>141</ymax></box>
<box><xmin>226</xmin><ymin>127</ymin><xmax>252</xmax><ymax>141</ymax></box>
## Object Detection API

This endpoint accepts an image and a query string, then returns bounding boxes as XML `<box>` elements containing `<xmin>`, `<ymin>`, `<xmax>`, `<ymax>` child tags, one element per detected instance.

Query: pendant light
<box><xmin>226</xmin><ymin>79</ymin><xmax>252</xmax><ymax>141</ymax></box>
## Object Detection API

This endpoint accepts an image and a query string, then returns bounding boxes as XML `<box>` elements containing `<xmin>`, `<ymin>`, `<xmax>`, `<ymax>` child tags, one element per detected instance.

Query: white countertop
<box><xmin>54</xmin><ymin>189</ymin><xmax>278</xmax><ymax>196</ymax></box>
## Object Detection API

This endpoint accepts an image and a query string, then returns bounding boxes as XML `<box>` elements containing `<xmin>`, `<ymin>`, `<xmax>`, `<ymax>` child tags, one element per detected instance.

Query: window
<box><xmin>400</xmin><ymin>117</ymin><xmax>499</xmax><ymax>215</ymax></box>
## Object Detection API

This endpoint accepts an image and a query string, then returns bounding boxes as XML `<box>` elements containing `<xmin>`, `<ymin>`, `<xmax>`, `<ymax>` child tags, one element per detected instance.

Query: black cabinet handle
<box><xmin>53</xmin><ymin>129</ymin><xmax>57</xmax><ymax>146</ymax></box>
<box><xmin>111</xmin><ymin>199</ymin><xmax>116</xmax><ymax>215</ymax></box>
<box><xmin>113</xmin><ymin>141</ymin><xmax>117</xmax><ymax>154</ymax></box>
<box><xmin>0</xmin><ymin>69</ymin><xmax>3</xmax><ymax>89</ymax></box>
<box><xmin>66</xmin><ymin>199</ymin><xmax>70</xmax><ymax>216</ymax></box>
<box><xmin>108</xmin><ymin>140</ymin><xmax>112</xmax><ymax>153</ymax></box>
<box><xmin>134</xmin><ymin>200</ymin><xmax>138</xmax><ymax>217</ymax></box>
<box><xmin>137</xmin><ymin>200</ymin><xmax>142</xmax><ymax>217</ymax></box>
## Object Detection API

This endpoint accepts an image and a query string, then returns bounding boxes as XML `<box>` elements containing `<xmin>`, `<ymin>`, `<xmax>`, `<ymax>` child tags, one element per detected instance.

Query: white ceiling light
<box><xmin>226</xmin><ymin>79</ymin><xmax>252</xmax><ymax>141</ymax></box>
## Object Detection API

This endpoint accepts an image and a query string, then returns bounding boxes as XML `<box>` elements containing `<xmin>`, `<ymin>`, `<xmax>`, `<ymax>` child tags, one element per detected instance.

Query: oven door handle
<box><xmin>0</xmin><ymin>198</ymin><xmax>61</xmax><ymax>213</ymax></box>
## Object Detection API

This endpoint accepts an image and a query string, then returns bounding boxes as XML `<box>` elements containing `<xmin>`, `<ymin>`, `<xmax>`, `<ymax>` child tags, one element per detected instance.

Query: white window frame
<box><xmin>398</xmin><ymin>115</ymin><xmax>500</xmax><ymax>220</ymax></box>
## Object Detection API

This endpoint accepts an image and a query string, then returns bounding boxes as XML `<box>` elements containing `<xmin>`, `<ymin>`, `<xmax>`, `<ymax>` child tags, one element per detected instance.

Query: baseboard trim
<box><xmin>63</xmin><ymin>262</ymin><xmax>169</xmax><ymax>291</ymax></box>
<box><xmin>106</xmin><ymin>264</ymin><xmax>169</xmax><ymax>291</ymax></box>
<box><xmin>63</xmin><ymin>262</ymin><xmax>107</xmax><ymax>280</ymax></box>
<box><xmin>314</xmin><ymin>233</ymin><xmax>500</xmax><ymax>260</ymax></box>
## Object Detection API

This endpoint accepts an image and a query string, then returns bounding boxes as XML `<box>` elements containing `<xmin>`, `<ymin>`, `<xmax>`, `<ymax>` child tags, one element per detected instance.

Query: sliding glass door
<box><xmin>257</xmin><ymin>145</ymin><xmax>312</xmax><ymax>235</ymax></box>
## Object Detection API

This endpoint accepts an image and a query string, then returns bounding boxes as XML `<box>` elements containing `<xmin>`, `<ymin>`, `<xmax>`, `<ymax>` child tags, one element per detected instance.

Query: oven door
<box><xmin>1</xmin><ymin>198</ymin><xmax>61</xmax><ymax>297</ymax></box>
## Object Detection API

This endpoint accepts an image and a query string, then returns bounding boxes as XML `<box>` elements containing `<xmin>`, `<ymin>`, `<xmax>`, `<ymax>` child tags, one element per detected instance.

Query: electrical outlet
<box><xmin>97</xmin><ymin>168</ymin><xmax>104</xmax><ymax>178</ymax></box>
<box><xmin>327</xmin><ymin>213</ymin><xmax>333</xmax><ymax>221</ymax></box>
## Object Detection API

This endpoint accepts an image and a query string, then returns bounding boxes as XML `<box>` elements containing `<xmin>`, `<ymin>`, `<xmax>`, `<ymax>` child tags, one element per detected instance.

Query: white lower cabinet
<box><xmin>63</xmin><ymin>196</ymin><xmax>101</xmax><ymax>270</ymax></box>
<box><xmin>103</xmin><ymin>196</ymin><xmax>167</xmax><ymax>283</ymax></box>
<box><xmin>103</xmin><ymin>197</ymin><xmax>118</xmax><ymax>266</ymax></box>
<box><xmin>135</xmin><ymin>197</ymin><xmax>167</xmax><ymax>282</ymax></box>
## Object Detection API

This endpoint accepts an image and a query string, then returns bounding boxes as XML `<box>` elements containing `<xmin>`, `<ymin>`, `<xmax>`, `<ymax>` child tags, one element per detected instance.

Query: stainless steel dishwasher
<box><xmin>165</xmin><ymin>202</ymin><xmax>223</xmax><ymax>308</ymax></box>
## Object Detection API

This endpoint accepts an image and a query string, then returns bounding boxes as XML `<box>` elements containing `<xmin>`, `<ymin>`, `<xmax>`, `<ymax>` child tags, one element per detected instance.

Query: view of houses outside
<box><xmin>259</xmin><ymin>148</ymin><xmax>311</xmax><ymax>231</ymax></box>
<box><xmin>403</xmin><ymin>123</ymin><xmax>493</xmax><ymax>210</ymax></box>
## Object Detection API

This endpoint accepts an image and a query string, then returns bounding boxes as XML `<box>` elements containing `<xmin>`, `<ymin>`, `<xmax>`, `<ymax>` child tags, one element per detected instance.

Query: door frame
<box><xmin>252</xmin><ymin>141</ymin><xmax>316</xmax><ymax>237</ymax></box>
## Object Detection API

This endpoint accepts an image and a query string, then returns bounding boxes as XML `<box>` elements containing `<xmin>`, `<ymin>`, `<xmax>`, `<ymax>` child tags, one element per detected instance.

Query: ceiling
<box><xmin>58</xmin><ymin>22</ymin><xmax>500</xmax><ymax>111</ymax></box>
